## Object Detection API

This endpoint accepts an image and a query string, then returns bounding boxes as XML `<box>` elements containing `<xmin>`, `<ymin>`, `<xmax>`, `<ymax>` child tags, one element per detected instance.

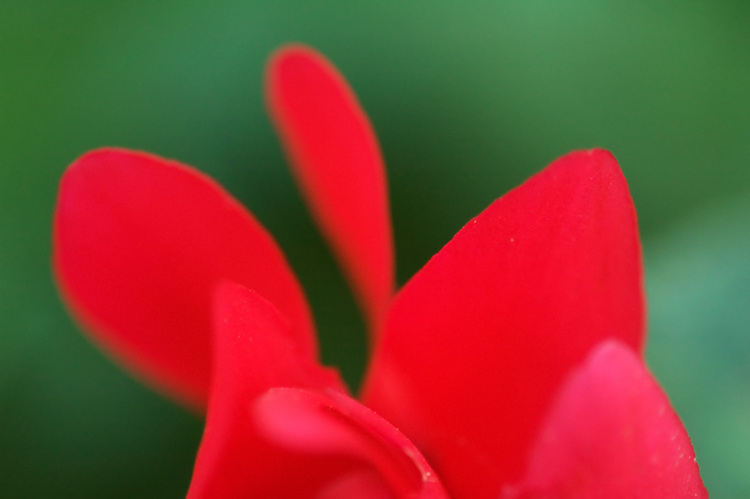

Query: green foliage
<box><xmin>1</xmin><ymin>1</ymin><xmax>748</xmax><ymax>496</ymax></box>
<box><xmin>647</xmin><ymin>195</ymin><xmax>750</xmax><ymax>498</ymax></box>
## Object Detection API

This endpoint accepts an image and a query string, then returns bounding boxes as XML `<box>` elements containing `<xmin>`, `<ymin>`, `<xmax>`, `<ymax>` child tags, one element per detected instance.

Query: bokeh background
<box><xmin>2</xmin><ymin>1</ymin><xmax>748</xmax><ymax>497</ymax></box>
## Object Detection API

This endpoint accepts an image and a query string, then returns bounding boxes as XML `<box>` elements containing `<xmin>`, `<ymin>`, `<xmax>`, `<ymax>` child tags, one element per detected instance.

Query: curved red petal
<box><xmin>190</xmin><ymin>389</ymin><xmax>448</xmax><ymax>498</ymax></box>
<box><xmin>504</xmin><ymin>341</ymin><xmax>707</xmax><ymax>498</ymax></box>
<box><xmin>188</xmin><ymin>284</ymin><xmax>445</xmax><ymax>498</ymax></box>
<box><xmin>211</xmin><ymin>281</ymin><xmax>345</xmax><ymax>398</ymax></box>
<box><xmin>363</xmin><ymin>150</ymin><xmax>645</xmax><ymax>497</ymax></box>
<box><xmin>255</xmin><ymin>388</ymin><xmax>447</xmax><ymax>498</ymax></box>
<box><xmin>266</xmin><ymin>45</ymin><xmax>394</xmax><ymax>331</ymax></box>
<box><xmin>53</xmin><ymin>148</ymin><xmax>315</xmax><ymax>410</ymax></box>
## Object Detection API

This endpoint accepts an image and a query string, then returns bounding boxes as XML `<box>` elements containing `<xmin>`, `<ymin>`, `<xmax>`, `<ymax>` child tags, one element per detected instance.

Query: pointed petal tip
<box><xmin>265</xmin><ymin>44</ymin><xmax>343</xmax><ymax>114</ymax></box>
<box><xmin>586</xmin><ymin>338</ymin><xmax>635</xmax><ymax>364</ymax></box>
<box><xmin>509</xmin><ymin>339</ymin><xmax>707</xmax><ymax>498</ymax></box>
<box><xmin>572</xmin><ymin>147</ymin><xmax>615</xmax><ymax>161</ymax></box>
<box><xmin>363</xmin><ymin>147</ymin><xmax>645</xmax><ymax>496</ymax></box>
<box><xmin>267</xmin><ymin>43</ymin><xmax>327</xmax><ymax>75</ymax></box>
<box><xmin>550</xmin><ymin>148</ymin><xmax>622</xmax><ymax>179</ymax></box>
<box><xmin>210</xmin><ymin>280</ymin><xmax>345</xmax><ymax>401</ymax></box>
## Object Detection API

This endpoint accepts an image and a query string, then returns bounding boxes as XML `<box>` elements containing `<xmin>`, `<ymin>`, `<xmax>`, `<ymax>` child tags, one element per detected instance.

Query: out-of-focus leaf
<box><xmin>646</xmin><ymin>194</ymin><xmax>750</xmax><ymax>498</ymax></box>
<box><xmin>2</xmin><ymin>0</ymin><xmax>750</xmax><ymax>497</ymax></box>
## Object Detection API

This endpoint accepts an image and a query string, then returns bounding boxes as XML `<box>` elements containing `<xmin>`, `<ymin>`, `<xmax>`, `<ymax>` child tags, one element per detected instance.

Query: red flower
<box><xmin>53</xmin><ymin>45</ymin><xmax>707</xmax><ymax>498</ymax></box>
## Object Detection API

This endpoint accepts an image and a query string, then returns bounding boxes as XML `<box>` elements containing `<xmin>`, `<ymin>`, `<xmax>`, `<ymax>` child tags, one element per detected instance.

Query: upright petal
<box><xmin>504</xmin><ymin>341</ymin><xmax>707</xmax><ymax>498</ymax></box>
<box><xmin>188</xmin><ymin>283</ymin><xmax>446</xmax><ymax>498</ymax></box>
<box><xmin>266</xmin><ymin>45</ymin><xmax>394</xmax><ymax>331</ymax></box>
<box><xmin>363</xmin><ymin>150</ymin><xmax>645</xmax><ymax>497</ymax></box>
<box><xmin>53</xmin><ymin>148</ymin><xmax>315</xmax><ymax>410</ymax></box>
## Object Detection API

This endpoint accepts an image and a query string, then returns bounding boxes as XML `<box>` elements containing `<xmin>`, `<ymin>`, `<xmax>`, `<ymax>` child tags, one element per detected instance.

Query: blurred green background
<box><xmin>1</xmin><ymin>1</ymin><xmax>748</xmax><ymax>497</ymax></box>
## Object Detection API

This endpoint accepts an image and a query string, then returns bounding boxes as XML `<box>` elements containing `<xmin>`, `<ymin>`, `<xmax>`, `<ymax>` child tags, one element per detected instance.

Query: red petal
<box><xmin>504</xmin><ymin>341</ymin><xmax>707</xmax><ymax>498</ymax></box>
<box><xmin>53</xmin><ymin>148</ymin><xmax>315</xmax><ymax>410</ymax></box>
<box><xmin>255</xmin><ymin>388</ymin><xmax>449</xmax><ymax>498</ymax></box>
<box><xmin>266</xmin><ymin>45</ymin><xmax>394</xmax><ymax>331</ymax></box>
<box><xmin>191</xmin><ymin>390</ymin><xmax>449</xmax><ymax>498</ymax></box>
<box><xmin>210</xmin><ymin>281</ymin><xmax>345</xmax><ymax>398</ymax></box>
<box><xmin>363</xmin><ymin>150</ymin><xmax>645</xmax><ymax>497</ymax></box>
<box><xmin>188</xmin><ymin>283</ymin><xmax>446</xmax><ymax>498</ymax></box>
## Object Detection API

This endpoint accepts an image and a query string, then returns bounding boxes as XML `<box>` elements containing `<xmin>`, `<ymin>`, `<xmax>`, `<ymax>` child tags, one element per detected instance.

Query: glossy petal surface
<box><xmin>53</xmin><ymin>149</ymin><xmax>315</xmax><ymax>409</ymax></box>
<box><xmin>189</xmin><ymin>283</ymin><xmax>446</xmax><ymax>498</ymax></box>
<box><xmin>363</xmin><ymin>150</ymin><xmax>645</xmax><ymax>497</ymax></box>
<box><xmin>504</xmin><ymin>341</ymin><xmax>707</xmax><ymax>498</ymax></box>
<box><xmin>267</xmin><ymin>45</ymin><xmax>394</xmax><ymax>330</ymax></box>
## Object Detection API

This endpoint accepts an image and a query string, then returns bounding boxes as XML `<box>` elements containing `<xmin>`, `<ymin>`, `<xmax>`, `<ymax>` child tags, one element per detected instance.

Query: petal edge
<box><xmin>266</xmin><ymin>45</ymin><xmax>394</xmax><ymax>333</ymax></box>
<box><xmin>505</xmin><ymin>341</ymin><xmax>707</xmax><ymax>498</ymax></box>
<box><xmin>364</xmin><ymin>149</ymin><xmax>646</xmax><ymax>497</ymax></box>
<box><xmin>53</xmin><ymin>148</ymin><xmax>316</xmax><ymax>409</ymax></box>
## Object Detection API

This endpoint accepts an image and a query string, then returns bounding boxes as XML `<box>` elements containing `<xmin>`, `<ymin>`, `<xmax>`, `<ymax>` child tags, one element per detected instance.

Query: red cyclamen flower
<box><xmin>53</xmin><ymin>44</ymin><xmax>707</xmax><ymax>498</ymax></box>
